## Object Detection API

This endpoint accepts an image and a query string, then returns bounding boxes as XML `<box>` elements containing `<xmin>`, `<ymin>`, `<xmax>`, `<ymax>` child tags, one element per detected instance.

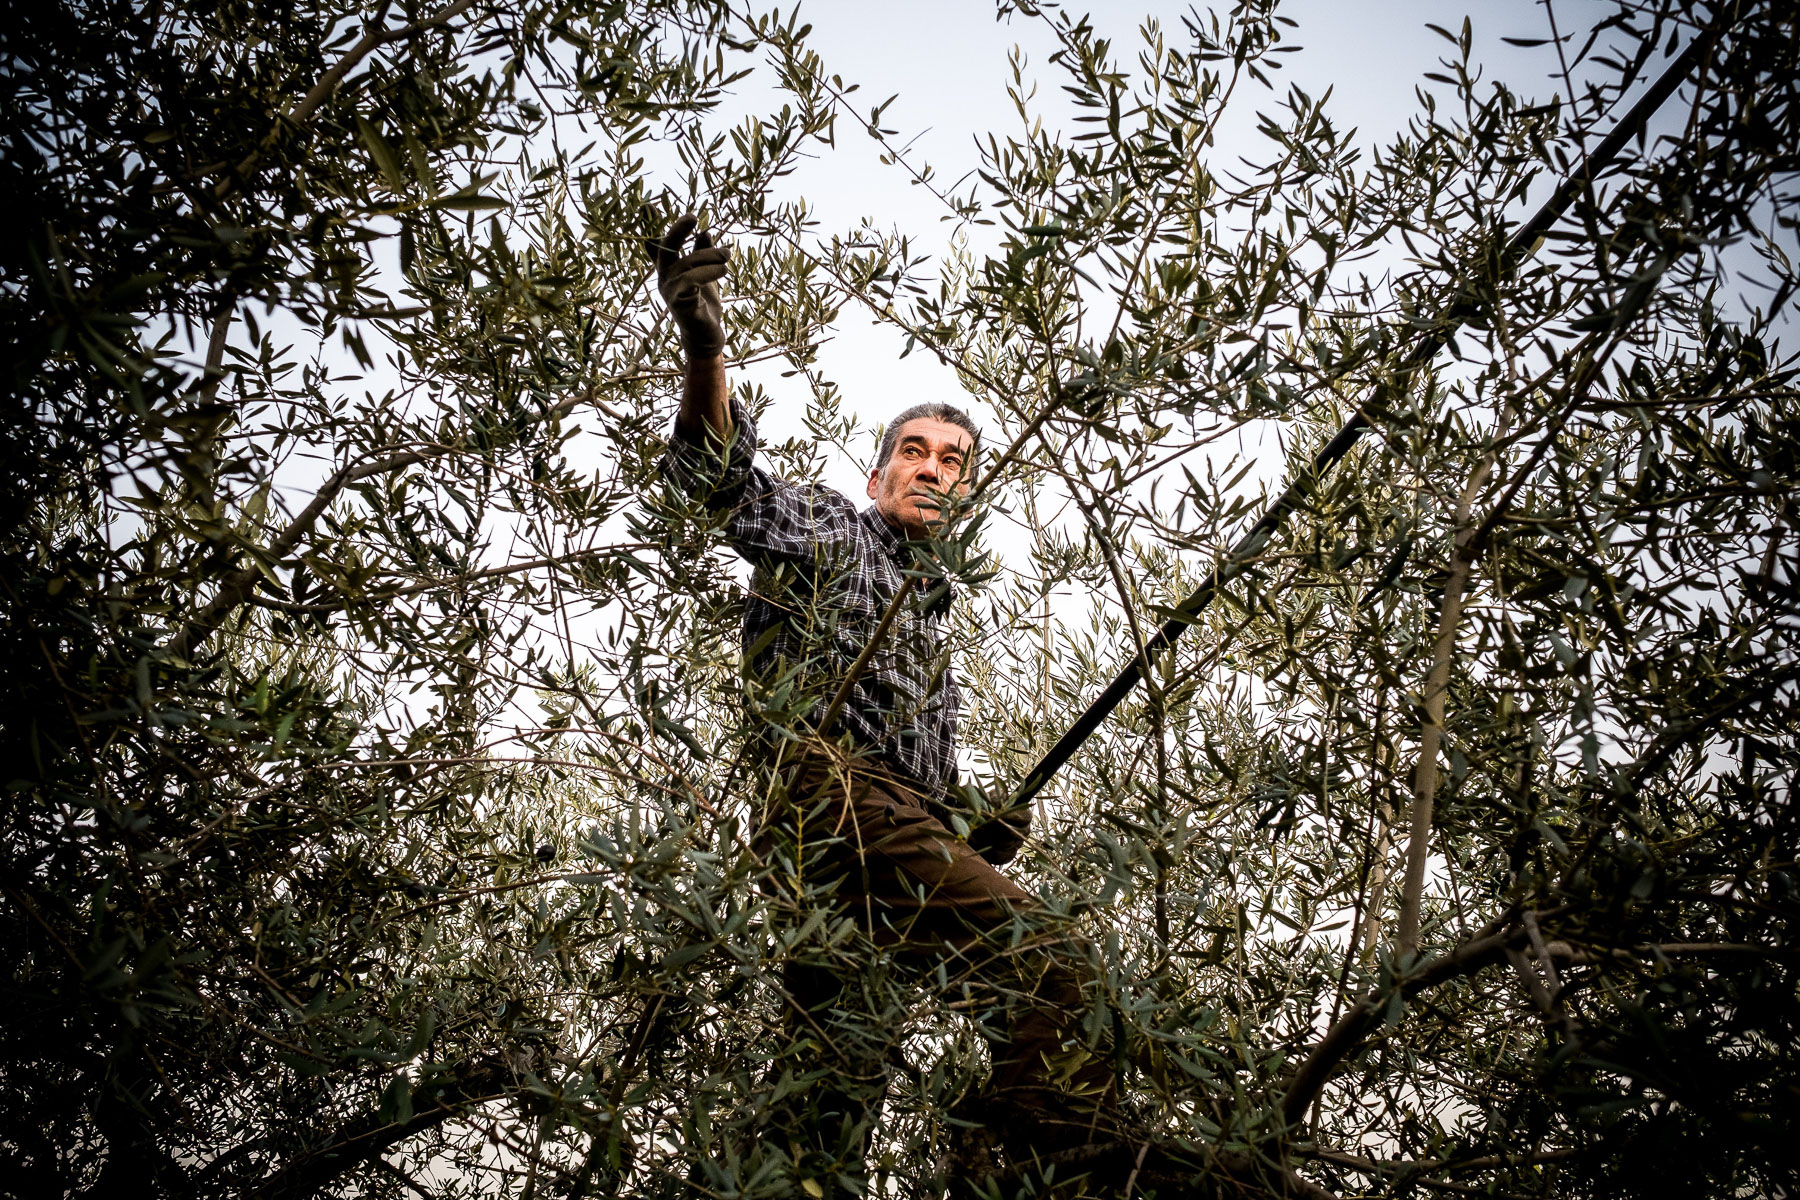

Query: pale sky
<box><xmin>714</xmin><ymin>0</ymin><xmax>1570</xmax><ymax>495</ymax></box>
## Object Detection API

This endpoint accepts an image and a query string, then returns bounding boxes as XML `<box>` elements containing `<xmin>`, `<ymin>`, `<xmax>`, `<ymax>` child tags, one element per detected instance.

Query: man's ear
<box><xmin>866</xmin><ymin>466</ymin><xmax>882</xmax><ymax>501</ymax></box>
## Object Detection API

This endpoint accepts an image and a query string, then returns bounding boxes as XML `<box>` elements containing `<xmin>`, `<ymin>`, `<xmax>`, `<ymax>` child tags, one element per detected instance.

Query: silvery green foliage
<box><xmin>2</xmin><ymin>0</ymin><xmax>1795</xmax><ymax>1197</ymax></box>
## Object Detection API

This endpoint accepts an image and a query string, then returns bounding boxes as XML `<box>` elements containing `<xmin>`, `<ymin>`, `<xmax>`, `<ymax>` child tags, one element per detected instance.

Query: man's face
<box><xmin>866</xmin><ymin>417</ymin><xmax>973</xmax><ymax>537</ymax></box>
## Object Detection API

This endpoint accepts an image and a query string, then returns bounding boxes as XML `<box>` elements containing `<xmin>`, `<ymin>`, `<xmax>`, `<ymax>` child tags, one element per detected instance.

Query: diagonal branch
<box><xmin>159</xmin><ymin>363</ymin><xmax>676</xmax><ymax>659</ymax></box>
<box><xmin>1281</xmin><ymin>916</ymin><xmax>1528</xmax><ymax>1127</ymax></box>
<box><xmin>215</xmin><ymin>0</ymin><xmax>479</xmax><ymax>202</ymax></box>
<box><xmin>1392</xmin><ymin>422</ymin><xmax>1499</xmax><ymax>959</ymax></box>
<box><xmin>248</xmin><ymin>544</ymin><xmax>659</xmax><ymax>614</ymax></box>
<box><xmin>247</xmin><ymin>1060</ymin><xmax>510</xmax><ymax>1199</ymax></box>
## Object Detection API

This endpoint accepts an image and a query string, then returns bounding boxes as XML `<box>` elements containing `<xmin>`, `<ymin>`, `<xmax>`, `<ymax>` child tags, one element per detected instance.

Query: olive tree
<box><xmin>2</xmin><ymin>0</ymin><xmax>1795</xmax><ymax>1197</ymax></box>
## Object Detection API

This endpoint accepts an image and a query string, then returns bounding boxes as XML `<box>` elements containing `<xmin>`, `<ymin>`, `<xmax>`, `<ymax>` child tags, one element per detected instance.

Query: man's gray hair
<box><xmin>874</xmin><ymin>402</ymin><xmax>980</xmax><ymax>471</ymax></box>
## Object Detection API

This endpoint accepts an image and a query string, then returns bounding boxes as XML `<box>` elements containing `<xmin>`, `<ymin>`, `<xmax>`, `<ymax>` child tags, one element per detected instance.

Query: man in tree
<box><xmin>654</xmin><ymin>216</ymin><xmax>1117</xmax><ymax>1178</ymax></box>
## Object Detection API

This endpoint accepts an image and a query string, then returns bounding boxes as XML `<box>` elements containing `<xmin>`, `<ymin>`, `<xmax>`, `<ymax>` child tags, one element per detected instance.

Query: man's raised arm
<box><xmin>652</xmin><ymin>215</ymin><xmax>731</xmax><ymax>444</ymax></box>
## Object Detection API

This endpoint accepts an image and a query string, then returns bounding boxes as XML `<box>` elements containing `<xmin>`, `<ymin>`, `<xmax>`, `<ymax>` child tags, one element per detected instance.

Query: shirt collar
<box><xmin>861</xmin><ymin>504</ymin><xmax>905</xmax><ymax>560</ymax></box>
<box><xmin>861</xmin><ymin>505</ymin><xmax>957</xmax><ymax>614</ymax></box>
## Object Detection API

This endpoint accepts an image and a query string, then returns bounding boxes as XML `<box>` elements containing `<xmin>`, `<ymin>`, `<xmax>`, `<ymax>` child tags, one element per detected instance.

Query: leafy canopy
<box><xmin>2</xmin><ymin>0</ymin><xmax>1796</xmax><ymax>1197</ymax></box>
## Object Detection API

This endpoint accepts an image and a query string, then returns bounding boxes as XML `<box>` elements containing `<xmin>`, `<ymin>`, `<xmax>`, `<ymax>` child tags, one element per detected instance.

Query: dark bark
<box><xmin>248</xmin><ymin>1062</ymin><xmax>510</xmax><ymax>1200</ymax></box>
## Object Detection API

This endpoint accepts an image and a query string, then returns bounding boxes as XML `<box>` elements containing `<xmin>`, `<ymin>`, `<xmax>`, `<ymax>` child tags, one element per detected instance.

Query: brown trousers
<box><xmin>755</xmin><ymin>751</ymin><xmax>1116</xmax><ymax>1152</ymax></box>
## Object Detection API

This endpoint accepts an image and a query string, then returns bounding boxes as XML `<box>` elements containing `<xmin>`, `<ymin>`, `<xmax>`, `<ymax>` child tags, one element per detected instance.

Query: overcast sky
<box><xmin>706</xmin><ymin>0</ymin><xmax>1568</xmax><ymax>495</ymax></box>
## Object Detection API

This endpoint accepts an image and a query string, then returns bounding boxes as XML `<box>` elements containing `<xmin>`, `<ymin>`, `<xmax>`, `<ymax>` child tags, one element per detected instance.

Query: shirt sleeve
<box><xmin>659</xmin><ymin>396</ymin><xmax>861</xmax><ymax>565</ymax></box>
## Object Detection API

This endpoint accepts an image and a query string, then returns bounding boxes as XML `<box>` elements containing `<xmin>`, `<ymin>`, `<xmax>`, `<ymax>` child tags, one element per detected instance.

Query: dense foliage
<box><xmin>2</xmin><ymin>0</ymin><xmax>1795</xmax><ymax>1196</ymax></box>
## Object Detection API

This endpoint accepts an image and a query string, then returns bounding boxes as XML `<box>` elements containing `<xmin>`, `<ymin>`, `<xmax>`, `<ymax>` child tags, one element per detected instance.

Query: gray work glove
<box><xmin>651</xmin><ymin>215</ymin><xmax>728</xmax><ymax>359</ymax></box>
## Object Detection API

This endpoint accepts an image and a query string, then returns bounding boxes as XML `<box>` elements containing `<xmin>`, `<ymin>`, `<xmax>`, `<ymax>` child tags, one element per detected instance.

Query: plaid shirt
<box><xmin>661</xmin><ymin>399</ymin><xmax>960</xmax><ymax>800</ymax></box>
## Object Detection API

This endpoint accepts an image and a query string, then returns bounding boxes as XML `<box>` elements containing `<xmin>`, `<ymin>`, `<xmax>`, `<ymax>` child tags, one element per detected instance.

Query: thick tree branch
<box><xmin>1282</xmin><ymin>917</ymin><xmax>1527</xmax><ymax>1127</ymax></box>
<box><xmin>248</xmin><ymin>1060</ymin><xmax>509</xmax><ymax>1199</ymax></box>
<box><xmin>1284</xmin><ymin>908</ymin><xmax>1776</xmax><ymax>1129</ymax></box>
<box><xmin>1396</xmin><ymin>256</ymin><xmax>1670</xmax><ymax>957</ymax></box>
<box><xmin>1393</xmin><ymin>468</ymin><xmax>1487</xmax><ymax>958</ymax></box>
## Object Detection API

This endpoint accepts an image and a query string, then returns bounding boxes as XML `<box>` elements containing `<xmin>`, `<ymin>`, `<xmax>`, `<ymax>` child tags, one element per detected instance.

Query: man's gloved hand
<box><xmin>652</xmin><ymin>215</ymin><xmax>728</xmax><ymax>359</ymax></box>
<box><xmin>955</xmin><ymin>776</ymin><xmax>1032</xmax><ymax>867</ymax></box>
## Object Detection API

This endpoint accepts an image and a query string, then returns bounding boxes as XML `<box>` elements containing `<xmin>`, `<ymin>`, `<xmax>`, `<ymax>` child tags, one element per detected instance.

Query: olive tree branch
<box><xmin>246</xmin><ymin>1060</ymin><xmax>511</xmax><ymax>1200</ymax></box>
<box><xmin>159</xmin><ymin>361</ymin><xmax>680</xmax><ymax>658</ymax></box>
<box><xmin>1281</xmin><ymin>916</ymin><xmax>1530</xmax><ymax>1127</ymax></box>
<box><xmin>247</xmin><ymin>544</ymin><xmax>659</xmax><ymax>614</ymax></box>
<box><xmin>1394</xmin><ymin>247</ymin><xmax>1672</xmax><ymax>957</ymax></box>
<box><xmin>216</xmin><ymin>0</ymin><xmax>481</xmax><ymax>202</ymax></box>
